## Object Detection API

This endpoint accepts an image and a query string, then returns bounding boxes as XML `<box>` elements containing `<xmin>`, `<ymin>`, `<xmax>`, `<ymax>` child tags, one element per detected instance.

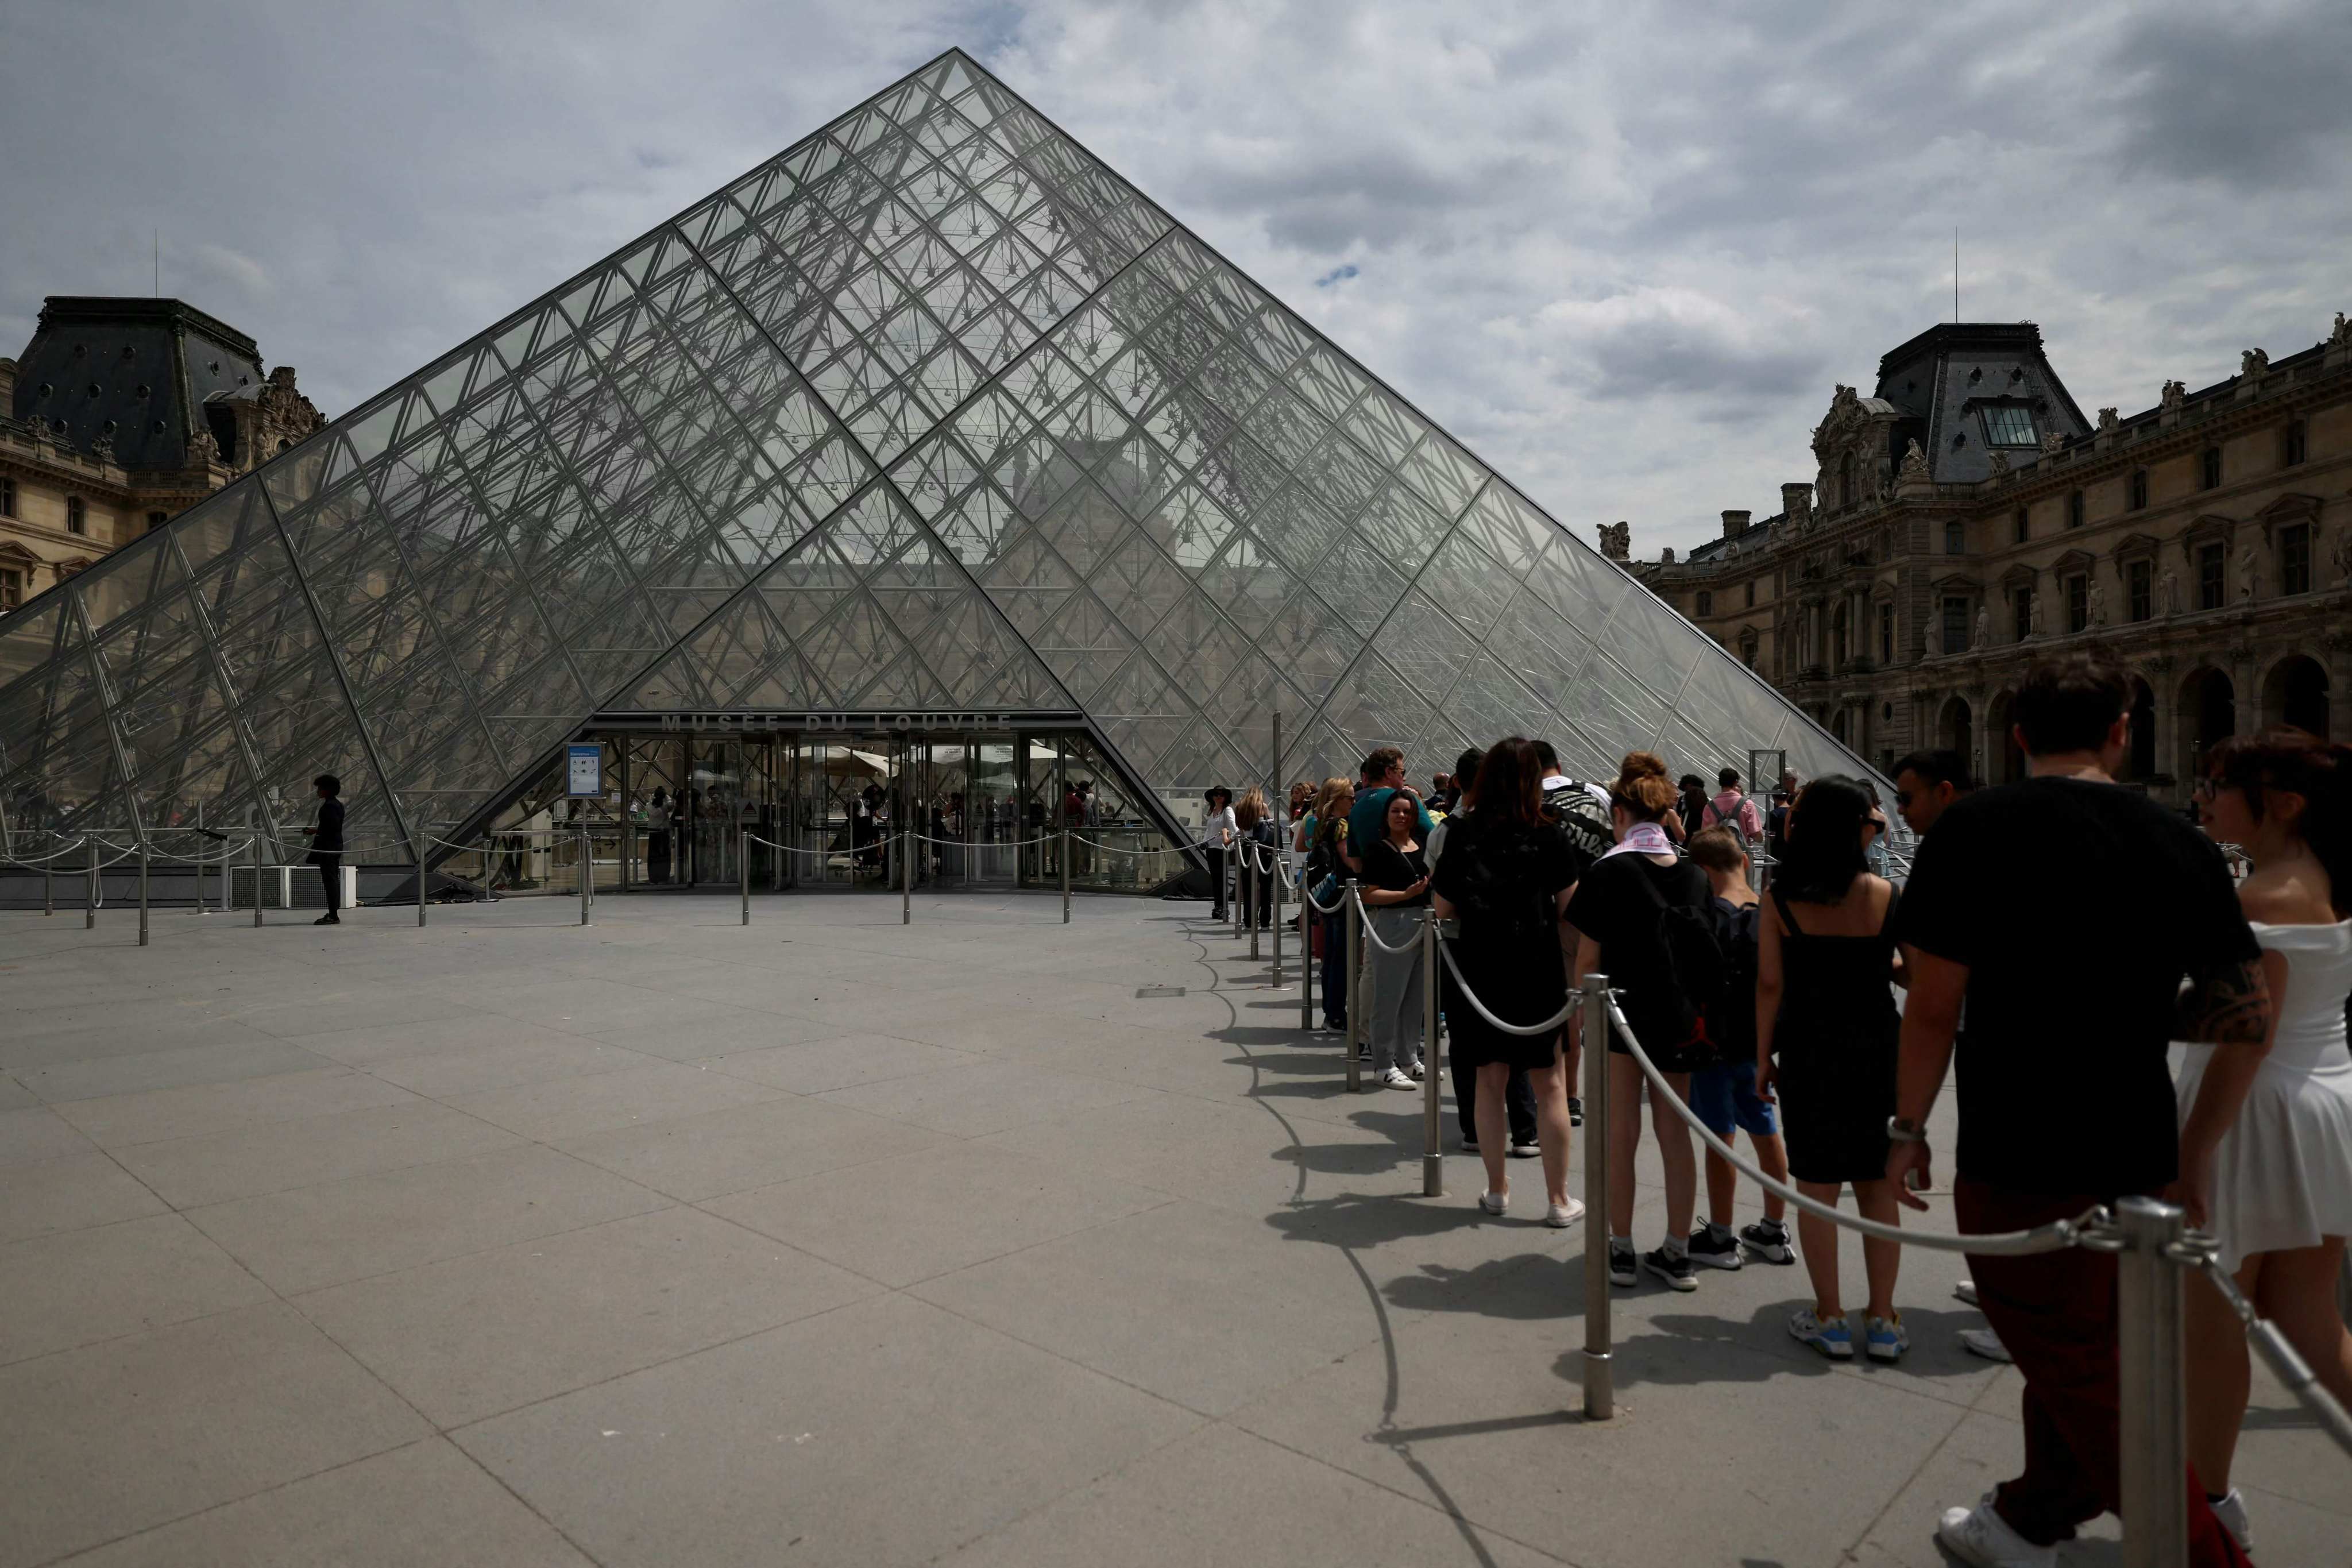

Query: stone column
<box><xmin>2145</xmin><ymin>654</ymin><xmax>2177</xmax><ymax>789</ymax></box>
<box><xmin>2229</xmin><ymin>643</ymin><xmax>2260</xmax><ymax>739</ymax></box>
<box><xmin>2326</xmin><ymin>631</ymin><xmax>2352</xmax><ymax>743</ymax></box>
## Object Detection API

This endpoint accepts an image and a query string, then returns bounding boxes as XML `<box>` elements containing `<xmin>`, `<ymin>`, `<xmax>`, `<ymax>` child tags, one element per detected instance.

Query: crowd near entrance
<box><xmin>434</xmin><ymin>723</ymin><xmax>1184</xmax><ymax>899</ymax></box>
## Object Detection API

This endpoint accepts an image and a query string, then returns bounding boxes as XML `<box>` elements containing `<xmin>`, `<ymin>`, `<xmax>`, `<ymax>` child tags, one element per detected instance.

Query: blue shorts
<box><xmin>1688</xmin><ymin>1057</ymin><xmax>1778</xmax><ymax>1139</ymax></box>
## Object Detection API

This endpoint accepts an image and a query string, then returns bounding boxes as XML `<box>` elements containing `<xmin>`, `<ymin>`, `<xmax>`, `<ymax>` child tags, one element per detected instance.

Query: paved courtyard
<box><xmin>0</xmin><ymin>889</ymin><xmax>2340</xmax><ymax>1566</ymax></box>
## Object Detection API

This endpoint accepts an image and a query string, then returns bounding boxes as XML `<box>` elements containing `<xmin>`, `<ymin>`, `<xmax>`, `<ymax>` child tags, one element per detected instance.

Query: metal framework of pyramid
<box><xmin>0</xmin><ymin>49</ymin><xmax>1870</xmax><ymax>864</ymax></box>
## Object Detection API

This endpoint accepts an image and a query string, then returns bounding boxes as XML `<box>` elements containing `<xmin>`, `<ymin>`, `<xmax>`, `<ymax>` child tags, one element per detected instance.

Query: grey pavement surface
<box><xmin>0</xmin><ymin>890</ymin><xmax>2341</xmax><ymax>1566</ymax></box>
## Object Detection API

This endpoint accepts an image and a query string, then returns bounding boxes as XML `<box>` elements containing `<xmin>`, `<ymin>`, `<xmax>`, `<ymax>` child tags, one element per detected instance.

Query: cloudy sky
<box><xmin>5</xmin><ymin>0</ymin><xmax>2347</xmax><ymax>559</ymax></box>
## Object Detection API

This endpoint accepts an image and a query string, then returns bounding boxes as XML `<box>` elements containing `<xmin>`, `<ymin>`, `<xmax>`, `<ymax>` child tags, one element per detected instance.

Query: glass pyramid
<box><xmin>0</xmin><ymin>49</ymin><xmax>1871</xmax><ymax>862</ymax></box>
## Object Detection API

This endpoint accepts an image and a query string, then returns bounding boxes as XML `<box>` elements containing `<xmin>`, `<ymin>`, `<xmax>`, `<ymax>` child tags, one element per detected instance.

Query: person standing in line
<box><xmin>1532</xmin><ymin>737</ymin><xmax>1612</xmax><ymax>1128</ymax></box>
<box><xmin>1431</xmin><ymin>746</ymin><xmax>1540</xmax><ymax>1157</ymax></box>
<box><xmin>2178</xmin><ymin>729</ymin><xmax>2352</xmax><ymax>1555</ymax></box>
<box><xmin>1344</xmin><ymin>747</ymin><xmax>1430</xmax><ymax>875</ymax></box>
<box><xmin>1234</xmin><ymin>787</ymin><xmax>1277</xmax><ymax>930</ymax></box>
<box><xmin>1889</xmin><ymin>748</ymin><xmax>2003</xmax><ymax>1360</ymax></box>
<box><xmin>1755</xmin><ymin>777</ymin><xmax>1908</xmax><ymax>1361</ymax></box>
<box><xmin>1430</xmin><ymin>737</ymin><xmax>1581</xmax><ymax>1223</ymax></box>
<box><xmin>1287</xmin><ymin>780</ymin><xmax>1314</xmax><ymax>827</ymax></box>
<box><xmin>647</xmin><ymin>787</ymin><xmax>671</xmax><ymax>885</ymax></box>
<box><xmin>1702</xmin><ymin>766</ymin><xmax>1765</xmax><ymax>845</ymax></box>
<box><xmin>1200</xmin><ymin>786</ymin><xmax>1237</xmax><ymax>922</ymax></box>
<box><xmin>1360</xmin><ymin>791</ymin><xmax>1432</xmax><ymax>1089</ymax></box>
<box><xmin>1301</xmin><ymin>777</ymin><xmax>1356</xmax><ymax>1036</ymax></box>
<box><xmin>302</xmin><ymin>774</ymin><xmax>345</xmax><ymax>926</ymax></box>
<box><xmin>1677</xmin><ymin>774</ymin><xmax>1710</xmax><ymax>843</ymax></box>
<box><xmin>1567</xmin><ymin>752</ymin><xmax>1713</xmax><ymax>1291</ymax></box>
<box><xmin>1682</xmin><ymin>827</ymin><xmax>1796</xmax><ymax>1269</ymax></box>
<box><xmin>1888</xmin><ymin>654</ymin><xmax>2268</xmax><ymax>1568</ymax></box>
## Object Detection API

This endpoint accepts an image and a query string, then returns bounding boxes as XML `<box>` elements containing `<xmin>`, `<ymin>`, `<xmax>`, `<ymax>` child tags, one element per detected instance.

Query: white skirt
<box><xmin>2176</xmin><ymin>1045</ymin><xmax>2352</xmax><ymax>1272</ymax></box>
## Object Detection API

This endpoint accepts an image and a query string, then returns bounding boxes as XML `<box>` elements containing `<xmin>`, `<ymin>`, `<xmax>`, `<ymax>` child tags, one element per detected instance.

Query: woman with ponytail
<box><xmin>1567</xmin><ymin>752</ymin><xmax>1714</xmax><ymax>1292</ymax></box>
<box><xmin>2179</xmin><ymin>727</ymin><xmax>2352</xmax><ymax>1553</ymax></box>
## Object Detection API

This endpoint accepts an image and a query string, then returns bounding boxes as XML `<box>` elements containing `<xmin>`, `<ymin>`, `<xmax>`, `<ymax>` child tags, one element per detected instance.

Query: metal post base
<box><xmin>1582</xmin><ymin>1350</ymin><xmax>1614</xmax><ymax>1420</ymax></box>
<box><xmin>1421</xmin><ymin>1152</ymin><xmax>1443</xmax><ymax>1198</ymax></box>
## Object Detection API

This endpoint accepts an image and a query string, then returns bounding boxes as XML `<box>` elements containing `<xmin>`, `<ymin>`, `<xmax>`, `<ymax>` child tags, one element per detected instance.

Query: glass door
<box><xmin>791</xmin><ymin>739</ymin><xmax>894</xmax><ymax>887</ymax></box>
<box><xmin>967</xmin><ymin>741</ymin><xmax>1017</xmax><ymax>886</ymax></box>
<box><xmin>686</xmin><ymin>739</ymin><xmax>743</xmax><ymax>887</ymax></box>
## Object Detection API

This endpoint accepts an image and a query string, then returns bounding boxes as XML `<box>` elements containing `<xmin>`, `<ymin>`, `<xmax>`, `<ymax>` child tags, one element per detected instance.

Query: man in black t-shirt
<box><xmin>303</xmin><ymin>774</ymin><xmax>346</xmax><ymax>927</ymax></box>
<box><xmin>1887</xmin><ymin>655</ymin><xmax>2266</xmax><ymax>1567</ymax></box>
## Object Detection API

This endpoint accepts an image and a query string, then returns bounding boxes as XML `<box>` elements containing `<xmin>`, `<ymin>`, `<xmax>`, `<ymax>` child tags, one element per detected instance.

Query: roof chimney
<box><xmin>1721</xmin><ymin>509</ymin><xmax>1751</xmax><ymax>539</ymax></box>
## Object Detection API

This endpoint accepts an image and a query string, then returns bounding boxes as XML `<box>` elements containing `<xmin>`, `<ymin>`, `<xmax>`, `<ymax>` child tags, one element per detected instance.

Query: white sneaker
<box><xmin>1544</xmin><ymin>1198</ymin><xmax>1585</xmax><ymax>1229</ymax></box>
<box><xmin>1379</xmin><ymin>1067</ymin><xmax>1415</xmax><ymax>1090</ymax></box>
<box><xmin>1954</xmin><ymin>1276</ymin><xmax>1979</xmax><ymax>1307</ymax></box>
<box><xmin>1936</xmin><ymin>1496</ymin><xmax>2056</xmax><ymax>1567</ymax></box>
<box><xmin>2208</xmin><ymin>1486</ymin><xmax>2253</xmax><ymax>1555</ymax></box>
<box><xmin>1478</xmin><ymin>1190</ymin><xmax>1508</xmax><ymax>1215</ymax></box>
<box><xmin>1958</xmin><ymin>1326</ymin><xmax>2013</xmax><ymax>1364</ymax></box>
<box><xmin>1405</xmin><ymin>1060</ymin><xmax>1426</xmax><ymax>1081</ymax></box>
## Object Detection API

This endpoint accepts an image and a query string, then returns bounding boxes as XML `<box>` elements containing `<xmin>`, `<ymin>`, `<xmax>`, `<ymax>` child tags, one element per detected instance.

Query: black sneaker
<box><xmin>1607</xmin><ymin>1238</ymin><xmax>1637</xmax><ymax>1288</ymax></box>
<box><xmin>1687</xmin><ymin>1225</ymin><xmax>1744</xmax><ymax>1271</ymax></box>
<box><xmin>1567</xmin><ymin>1096</ymin><xmax>1584</xmax><ymax>1128</ymax></box>
<box><xmin>314</xmin><ymin>913</ymin><xmax>340</xmax><ymax>926</ymax></box>
<box><xmin>1642</xmin><ymin>1246</ymin><xmax>1698</xmax><ymax>1292</ymax></box>
<box><xmin>1740</xmin><ymin>1219</ymin><xmax>1796</xmax><ymax>1265</ymax></box>
<box><xmin>1508</xmin><ymin>1139</ymin><xmax>1540</xmax><ymax>1159</ymax></box>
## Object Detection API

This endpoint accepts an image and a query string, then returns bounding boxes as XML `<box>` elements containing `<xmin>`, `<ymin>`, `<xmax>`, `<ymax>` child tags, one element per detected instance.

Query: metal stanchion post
<box><xmin>1270</xmin><ymin>840</ymin><xmax>1284</xmax><ymax>983</ymax></box>
<box><xmin>138</xmin><ymin>842</ymin><xmax>150</xmax><ymax>947</ymax></box>
<box><xmin>1299</xmin><ymin>886</ymin><xmax>1313</xmax><ymax>1030</ymax></box>
<box><xmin>86</xmin><ymin>835</ymin><xmax>98</xmax><ymax>930</ymax></box>
<box><xmin>2117</xmin><ymin>1195</ymin><xmax>2188</xmax><ymax>1567</ymax></box>
<box><xmin>1420</xmin><ymin>909</ymin><xmax>1441</xmax><ymax>1197</ymax></box>
<box><xmin>901</xmin><ymin>830</ymin><xmax>911</xmax><ymax>925</ymax></box>
<box><xmin>252</xmin><ymin>822</ymin><xmax>264</xmax><ymax>928</ymax></box>
<box><xmin>579</xmin><ymin>821</ymin><xmax>592</xmax><ymax>927</ymax></box>
<box><xmin>43</xmin><ymin>844</ymin><xmax>54</xmax><ymax>917</ymax></box>
<box><xmin>1344</xmin><ymin>880</ymin><xmax>1362</xmax><ymax>1093</ymax></box>
<box><xmin>416</xmin><ymin>833</ymin><xmax>428</xmax><ymax>927</ymax></box>
<box><xmin>739</xmin><ymin>827</ymin><xmax>750</xmax><ymax>926</ymax></box>
<box><xmin>1060</xmin><ymin>825</ymin><xmax>1071</xmax><ymax>924</ymax></box>
<box><xmin>1581</xmin><ymin>973</ymin><xmax>1614</xmax><ymax>1420</ymax></box>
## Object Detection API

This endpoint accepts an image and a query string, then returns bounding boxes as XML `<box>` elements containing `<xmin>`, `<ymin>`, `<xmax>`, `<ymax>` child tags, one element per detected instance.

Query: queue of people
<box><xmin>1270</xmin><ymin>651</ymin><xmax>2346</xmax><ymax>1567</ymax></box>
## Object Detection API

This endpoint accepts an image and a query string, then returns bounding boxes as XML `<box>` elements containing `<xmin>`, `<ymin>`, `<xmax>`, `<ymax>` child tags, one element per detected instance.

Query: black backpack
<box><xmin>1706</xmin><ymin>897</ymin><xmax>1760</xmax><ymax>1059</ymax></box>
<box><xmin>1624</xmin><ymin>863</ymin><xmax>1728</xmax><ymax>1068</ymax></box>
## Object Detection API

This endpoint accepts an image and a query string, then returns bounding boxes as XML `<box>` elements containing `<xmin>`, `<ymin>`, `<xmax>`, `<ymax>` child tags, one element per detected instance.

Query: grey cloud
<box><xmin>2108</xmin><ymin>6</ymin><xmax>2352</xmax><ymax>186</ymax></box>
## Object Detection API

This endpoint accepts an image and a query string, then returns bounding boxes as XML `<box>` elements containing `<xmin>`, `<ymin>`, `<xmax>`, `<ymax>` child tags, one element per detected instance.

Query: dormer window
<box><xmin>1980</xmin><ymin>403</ymin><xmax>2038</xmax><ymax>447</ymax></box>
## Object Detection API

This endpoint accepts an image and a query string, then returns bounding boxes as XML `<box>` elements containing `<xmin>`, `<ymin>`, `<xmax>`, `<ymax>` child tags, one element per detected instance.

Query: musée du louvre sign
<box><xmin>625</xmin><ymin>711</ymin><xmax>1087</xmax><ymax>733</ymax></box>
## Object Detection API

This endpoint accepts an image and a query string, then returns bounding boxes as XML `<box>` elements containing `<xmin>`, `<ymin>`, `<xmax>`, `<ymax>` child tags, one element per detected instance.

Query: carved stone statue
<box><xmin>1987</xmin><ymin>446</ymin><xmax>2010</xmax><ymax>476</ymax></box>
<box><xmin>2238</xmin><ymin>542</ymin><xmax>2260</xmax><ymax>601</ymax></box>
<box><xmin>1897</xmin><ymin>439</ymin><xmax>1930</xmax><ymax>485</ymax></box>
<box><xmin>2334</xmin><ymin>527</ymin><xmax>2352</xmax><ymax>588</ymax></box>
<box><xmin>2088</xmin><ymin>577</ymin><xmax>2108</xmax><ymax>627</ymax></box>
<box><xmin>2333</xmin><ymin>312</ymin><xmax>2351</xmax><ymax>349</ymax></box>
<box><xmin>2241</xmin><ymin>347</ymin><xmax>2269</xmax><ymax>379</ymax></box>
<box><xmin>2098</xmin><ymin>407</ymin><xmax>2120</xmax><ymax>434</ymax></box>
<box><xmin>187</xmin><ymin>425</ymin><xmax>221</xmax><ymax>464</ymax></box>
<box><xmin>2030</xmin><ymin>593</ymin><xmax>2047</xmax><ymax>638</ymax></box>
<box><xmin>90</xmin><ymin>432</ymin><xmax>115</xmax><ymax>465</ymax></box>
<box><xmin>1597</xmin><ymin>520</ymin><xmax>1630</xmax><ymax>561</ymax></box>
<box><xmin>1660</xmin><ymin>546</ymin><xmax>1677</xmax><ymax>565</ymax></box>
<box><xmin>2160</xmin><ymin>379</ymin><xmax>2185</xmax><ymax>412</ymax></box>
<box><xmin>2160</xmin><ymin>569</ymin><xmax>2179</xmax><ymax>617</ymax></box>
<box><xmin>2041</xmin><ymin>429</ymin><xmax>2068</xmax><ymax>455</ymax></box>
<box><xmin>1975</xmin><ymin>605</ymin><xmax>1991</xmax><ymax>647</ymax></box>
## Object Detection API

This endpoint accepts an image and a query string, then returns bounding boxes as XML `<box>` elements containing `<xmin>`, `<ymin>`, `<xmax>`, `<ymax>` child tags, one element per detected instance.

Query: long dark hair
<box><xmin>1467</xmin><ymin>736</ymin><xmax>1540</xmax><ymax>828</ymax></box>
<box><xmin>2206</xmin><ymin>727</ymin><xmax>2352</xmax><ymax>917</ymax></box>
<box><xmin>1776</xmin><ymin>774</ymin><xmax>1872</xmax><ymax>903</ymax></box>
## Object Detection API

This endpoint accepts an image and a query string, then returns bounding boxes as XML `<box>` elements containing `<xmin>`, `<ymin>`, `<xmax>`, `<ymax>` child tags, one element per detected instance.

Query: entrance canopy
<box><xmin>0</xmin><ymin>49</ymin><xmax>1870</xmax><ymax>864</ymax></box>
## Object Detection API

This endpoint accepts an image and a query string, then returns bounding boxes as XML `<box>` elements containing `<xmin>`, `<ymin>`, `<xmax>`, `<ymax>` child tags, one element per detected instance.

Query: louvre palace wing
<box><xmin>0</xmin><ymin>49</ymin><xmax>1872</xmax><ymax>860</ymax></box>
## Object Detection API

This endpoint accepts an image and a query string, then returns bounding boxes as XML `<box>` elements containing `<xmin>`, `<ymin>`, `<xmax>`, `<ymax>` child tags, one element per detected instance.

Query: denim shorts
<box><xmin>1687</xmin><ymin>1056</ymin><xmax>1777</xmax><ymax>1138</ymax></box>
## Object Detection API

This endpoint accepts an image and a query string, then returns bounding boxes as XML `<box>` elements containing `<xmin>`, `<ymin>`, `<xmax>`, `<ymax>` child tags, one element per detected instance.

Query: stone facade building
<box><xmin>1632</xmin><ymin>315</ymin><xmax>2352</xmax><ymax>802</ymax></box>
<box><xmin>0</xmin><ymin>298</ymin><xmax>324</xmax><ymax>614</ymax></box>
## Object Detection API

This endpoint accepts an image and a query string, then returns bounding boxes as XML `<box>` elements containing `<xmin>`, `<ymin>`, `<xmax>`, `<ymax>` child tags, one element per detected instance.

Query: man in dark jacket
<box><xmin>303</xmin><ymin>774</ymin><xmax>345</xmax><ymax>926</ymax></box>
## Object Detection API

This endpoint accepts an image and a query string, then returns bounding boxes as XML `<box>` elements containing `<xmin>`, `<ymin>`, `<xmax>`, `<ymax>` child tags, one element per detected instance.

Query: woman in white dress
<box><xmin>2179</xmin><ymin>727</ymin><xmax>2352</xmax><ymax>1553</ymax></box>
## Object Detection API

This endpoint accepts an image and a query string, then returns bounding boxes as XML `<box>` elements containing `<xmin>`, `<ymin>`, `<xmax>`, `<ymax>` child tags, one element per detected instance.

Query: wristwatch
<box><xmin>1886</xmin><ymin>1117</ymin><xmax>1928</xmax><ymax>1144</ymax></box>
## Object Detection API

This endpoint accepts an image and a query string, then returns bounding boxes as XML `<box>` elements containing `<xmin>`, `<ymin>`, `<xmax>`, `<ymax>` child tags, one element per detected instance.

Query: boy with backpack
<box><xmin>1682</xmin><ymin>828</ymin><xmax>1795</xmax><ymax>1268</ymax></box>
<box><xmin>1701</xmin><ymin>767</ymin><xmax>1764</xmax><ymax>844</ymax></box>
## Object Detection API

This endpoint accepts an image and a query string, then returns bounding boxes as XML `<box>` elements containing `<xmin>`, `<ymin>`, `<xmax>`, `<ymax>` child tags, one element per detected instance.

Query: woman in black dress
<box><xmin>1431</xmin><ymin>737</ymin><xmax>1581</xmax><ymax>1226</ymax></box>
<box><xmin>1566</xmin><ymin>752</ymin><xmax>1713</xmax><ymax>1292</ymax></box>
<box><xmin>1754</xmin><ymin>774</ymin><xmax>1907</xmax><ymax>1363</ymax></box>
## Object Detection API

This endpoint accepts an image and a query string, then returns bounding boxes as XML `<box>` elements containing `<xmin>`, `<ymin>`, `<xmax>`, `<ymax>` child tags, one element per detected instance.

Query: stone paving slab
<box><xmin>0</xmin><ymin>890</ymin><xmax>2340</xmax><ymax>1567</ymax></box>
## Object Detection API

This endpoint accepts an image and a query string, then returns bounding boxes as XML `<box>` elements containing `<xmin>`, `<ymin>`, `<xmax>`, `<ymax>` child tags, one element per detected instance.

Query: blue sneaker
<box><xmin>1788</xmin><ymin>1307</ymin><xmax>1853</xmax><ymax>1360</ymax></box>
<box><xmin>1864</xmin><ymin>1312</ymin><xmax>1909</xmax><ymax>1363</ymax></box>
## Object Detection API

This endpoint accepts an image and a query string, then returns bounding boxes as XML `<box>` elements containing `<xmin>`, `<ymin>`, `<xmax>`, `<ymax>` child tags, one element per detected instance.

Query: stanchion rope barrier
<box><xmin>1350</xmin><ymin>885</ymin><xmax>1429</xmax><ymax>956</ymax></box>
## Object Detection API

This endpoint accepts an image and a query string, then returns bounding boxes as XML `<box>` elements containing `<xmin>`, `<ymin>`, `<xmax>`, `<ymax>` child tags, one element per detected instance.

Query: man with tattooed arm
<box><xmin>1884</xmin><ymin>654</ymin><xmax>2267</xmax><ymax>1568</ymax></box>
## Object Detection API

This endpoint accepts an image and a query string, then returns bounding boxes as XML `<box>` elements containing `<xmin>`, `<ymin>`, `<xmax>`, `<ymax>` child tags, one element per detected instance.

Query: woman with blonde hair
<box><xmin>1567</xmin><ymin>752</ymin><xmax>1715</xmax><ymax>1291</ymax></box>
<box><xmin>1234</xmin><ymin>786</ymin><xmax>1276</xmax><ymax>930</ymax></box>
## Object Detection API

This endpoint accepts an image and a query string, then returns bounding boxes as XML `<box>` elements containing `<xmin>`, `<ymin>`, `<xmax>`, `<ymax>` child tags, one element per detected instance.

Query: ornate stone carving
<box><xmin>2098</xmin><ymin>407</ymin><xmax>2119</xmax><ymax>434</ymax></box>
<box><xmin>187</xmin><ymin>424</ymin><xmax>220</xmax><ymax>464</ymax></box>
<box><xmin>2332</xmin><ymin>311</ymin><xmax>2351</xmax><ymax>348</ymax></box>
<box><xmin>1987</xmin><ymin>446</ymin><xmax>2010</xmax><ymax>477</ymax></box>
<box><xmin>2088</xmin><ymin>576</ymin><xmax>2107</xmax><ymax>627</ymax></box>
<box><xmin>1897</xmin><ymin>439</ymin><xmax>1930</xmax><ymax>485</ymax></box>
<box><xmin>1660</xmin><ymin>546</ymin><xmax>1677</xmax><ymax>565</ymax></box>
<box><xmin>1597</xmin><ymin>520</ymin><xmax>1630</xmax><ymax>561</ymax></box>
<box><xmin>1975</xmin><ymin>605</ymin><xmax>1990</xmax><ymax>648</ymax></box>
<box><xmin>2041</xmin><ymin>428</ymin><xmax>2067</xmax><ymax>455</ymax></box>
<box><xmin>2241</xmin><ymin>347</ymin><xmax>2269</xmax><ymax>379</ymax></box>
<box><xmin>2160</xmin><ymin>379</ymin><xmax>2185</xmax><ymax>412</ymax></box>
<box><xmin>2334</xmin><ymin>526</ymin><xmax>2352</xmax><ymax>588</ymax></box>
<box><xmin>2160</xmin><ymin>569</ymin><xmax>2179</xmax><ymax>617</ymax></box>
<box><xmin>2238</xmin><ymin>542</ymin><xmax>2260</xmax><ymax>601</ymax></box>
<box><xmin>90</xmin><ymin>432</ymin><xmax>114</xmax><ymax>465</ymax></box>
<box><xmin>2030</xmin><ymin>592</ymin><xmax>2048</xmax><ymax>638</ymax></box>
